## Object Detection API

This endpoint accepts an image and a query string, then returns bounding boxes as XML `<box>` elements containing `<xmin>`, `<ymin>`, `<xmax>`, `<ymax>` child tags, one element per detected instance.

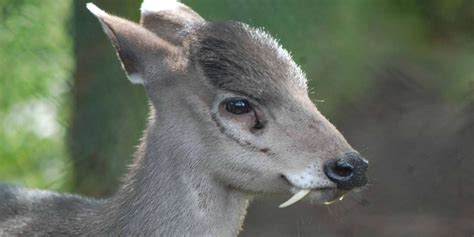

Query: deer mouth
<box><xmin>278</xmin><ymin>188</ymin><xmax>347</xmax><ymax>208</ymax></box>
<box><xmin>278</xmin><ymin>174</ymin><xmax>345</xmax><ymax>208</ymax></box>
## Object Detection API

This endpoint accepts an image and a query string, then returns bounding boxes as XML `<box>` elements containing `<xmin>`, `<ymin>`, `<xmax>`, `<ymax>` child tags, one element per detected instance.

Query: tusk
<box><xmin>324</xmin><ymin>195</ymin><xmax>345</xmax><ymax>205</ymax></box>
<box><xmin>279</xmin><ymin>189</ymin><xmax>311</xmax><ymax>208</ymax></box>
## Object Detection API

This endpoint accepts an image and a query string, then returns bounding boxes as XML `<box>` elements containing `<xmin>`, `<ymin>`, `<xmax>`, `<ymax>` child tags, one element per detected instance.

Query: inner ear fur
<box><xmin>87</xmin><ymin>3</ymin><xmax>179</xmax><ymax>85</ymax></box>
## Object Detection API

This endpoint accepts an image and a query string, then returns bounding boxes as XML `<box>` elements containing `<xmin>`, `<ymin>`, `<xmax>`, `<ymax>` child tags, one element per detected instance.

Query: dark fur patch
<box><xmin>211</xmin><ymin>113</ymin><xmax>272</xmax><ymax>155</ymax></box>
<box><xmin>192</xmin><ymin>22</ymin><xmax>307</xmax><ymax>104</ymax></box>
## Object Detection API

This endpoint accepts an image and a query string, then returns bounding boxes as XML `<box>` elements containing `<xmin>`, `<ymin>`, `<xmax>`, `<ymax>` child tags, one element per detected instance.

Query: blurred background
<box><xmin>0</xmin><ymin>0</ymin><xmax>473</xmax><ymax>236</ymax></box>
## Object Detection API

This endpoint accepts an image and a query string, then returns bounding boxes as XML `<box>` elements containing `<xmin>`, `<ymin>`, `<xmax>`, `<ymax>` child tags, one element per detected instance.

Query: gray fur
<box><xmin>0</xmin><ymin>1</ymin><xmax>366</xmax><ymax>236</ymax></box>
<box><xmin>193</xmin><ymin>22</ymin><xmax>307</xmax><ymax>105</ymax></box>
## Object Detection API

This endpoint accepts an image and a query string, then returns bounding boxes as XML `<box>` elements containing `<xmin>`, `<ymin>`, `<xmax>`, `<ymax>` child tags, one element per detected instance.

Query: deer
<box><xmin>0</xmin><ymin>0</ymin><xmax>369</xmax><ymax>236</ymax></box>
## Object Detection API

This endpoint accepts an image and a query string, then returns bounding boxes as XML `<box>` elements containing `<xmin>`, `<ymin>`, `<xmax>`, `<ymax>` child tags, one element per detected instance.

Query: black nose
<box><xmin>324</xmin><ymin>152</ymin><xmax>369</xmax><ymax>190</ymax></box>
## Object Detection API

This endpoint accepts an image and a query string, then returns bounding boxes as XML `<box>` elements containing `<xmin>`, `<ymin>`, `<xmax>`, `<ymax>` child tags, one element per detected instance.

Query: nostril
<box><xmin>324</xmin><ymin>152</ymin><xmax>369</xmax><ymax>190</ymax></box>
<box><xmin>324</xmin><ymin>159</ymin><xmax>357</xmax><ymax>189</ymax></box>
<box><xmin>333</xmin><ymin>163</ymin><xmax>353</xmax><ymax>177</ymax></box>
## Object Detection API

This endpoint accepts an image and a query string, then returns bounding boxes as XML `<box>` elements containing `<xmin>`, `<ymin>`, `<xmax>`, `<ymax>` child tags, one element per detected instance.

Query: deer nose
<box><xmin>323</xmin><ymin>152</ymin><xmax>368</xmax><ymax>190</ymax></box>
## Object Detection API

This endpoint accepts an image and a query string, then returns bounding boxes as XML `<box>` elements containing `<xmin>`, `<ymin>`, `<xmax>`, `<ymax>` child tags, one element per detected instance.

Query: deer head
<box><xmin>87</xmin><ymin>0</ymin><xmax>368</xmax><ymax>209</ymax></box>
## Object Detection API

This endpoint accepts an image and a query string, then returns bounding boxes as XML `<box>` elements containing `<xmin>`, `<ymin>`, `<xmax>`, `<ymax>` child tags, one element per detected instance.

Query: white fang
<box><xmin>278</xmin><ymin>189</ymin><xmax>311</xmax><ymax>208</ymax></box>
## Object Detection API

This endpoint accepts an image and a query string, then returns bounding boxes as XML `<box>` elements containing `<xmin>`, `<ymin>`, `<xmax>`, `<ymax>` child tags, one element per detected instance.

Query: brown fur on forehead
<box><xmin>192</xmin><ymin>22</ymin><xmax>307</xmax><ymax>103</ymax></box>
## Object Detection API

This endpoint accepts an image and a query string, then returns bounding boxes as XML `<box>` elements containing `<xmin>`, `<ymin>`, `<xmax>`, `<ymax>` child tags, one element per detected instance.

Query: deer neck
<box><xmin>102</xmin><ymin>113</ymin><xmax>250</xmax><ymax>236</ymax></box>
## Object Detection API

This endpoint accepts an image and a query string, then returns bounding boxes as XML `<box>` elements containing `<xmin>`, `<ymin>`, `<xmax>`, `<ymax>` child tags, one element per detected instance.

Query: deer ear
<box><xmin>86</xmin><ymin>3</ymin><xmax>177</xmax><ymax>85</ymax></box>
<box><xmin>140</xmin><ymin>0</ymin><xmax>205</xmax><ymax>46</ymax></box>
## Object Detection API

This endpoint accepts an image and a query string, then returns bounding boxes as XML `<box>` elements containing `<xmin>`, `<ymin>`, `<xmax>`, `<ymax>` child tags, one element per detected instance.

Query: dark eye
<box><xmin>225</xmin><ymin>98</ymin><xmax>252</xmax><ymax>115</ymax></box>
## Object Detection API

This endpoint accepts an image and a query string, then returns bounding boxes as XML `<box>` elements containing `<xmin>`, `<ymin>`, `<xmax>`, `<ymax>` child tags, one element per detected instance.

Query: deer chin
<box><xmin>278</xmin><ymin>187</ymin><xmax>347</xmax><ymax>208</ymax></box>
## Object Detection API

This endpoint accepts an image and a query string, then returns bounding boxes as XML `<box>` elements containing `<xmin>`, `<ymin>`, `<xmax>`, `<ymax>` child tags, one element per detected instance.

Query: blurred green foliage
<box><xmin>0</xmin><ymin>0</ymin><xmax>473</xmax><ymax>194</ymax></box>
<box><xmin>0</xmin><ymin>0</ymin><xmax>72</xmax><ymax>190</ymax></box>
<box><xmin>191</xmin><ymin>0</ymin><xmax>473</xmax><ymax>117</ymax></box>
<box><xmin>69</xmin><ymin>0</ymin><xmax>147</xmax><ymax>195</ymax></box>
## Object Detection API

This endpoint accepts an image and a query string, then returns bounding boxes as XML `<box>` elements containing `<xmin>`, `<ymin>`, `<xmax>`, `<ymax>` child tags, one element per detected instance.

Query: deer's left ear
<box><xmin>87</xmin><ymin>3</ymin><xmax>178</xmax><ymax>85</ymax></box>
<box><xmin>140</xmin><ymin>0</ymin><xmax>205</xmax><ymax>46</ymax></box>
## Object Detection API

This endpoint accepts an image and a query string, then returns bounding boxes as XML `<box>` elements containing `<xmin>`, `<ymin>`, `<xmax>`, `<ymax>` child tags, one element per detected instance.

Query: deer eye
<box><xmin>225</xmin><ymin>98</ymin><xmax>252</xmax><ymax>115</ymax></box>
